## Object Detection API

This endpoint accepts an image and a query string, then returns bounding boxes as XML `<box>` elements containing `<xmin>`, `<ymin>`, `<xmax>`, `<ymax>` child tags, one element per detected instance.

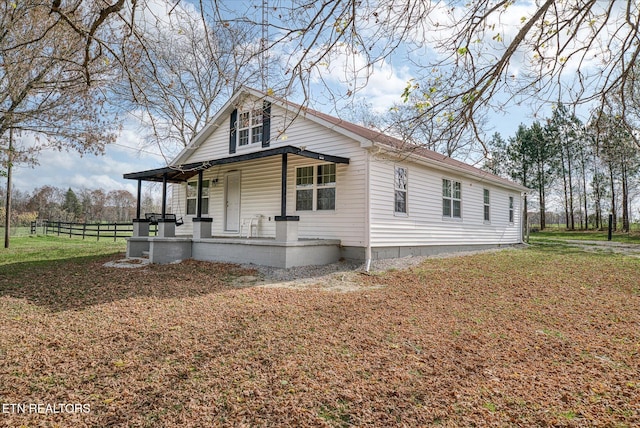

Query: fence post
<box><xmin>97</xmin><ymin>223</ymin><xmax>100</xmax><ymax>241</ymax></box>
<box><xmin>82</xmin><ymin>223</ymin><xmax>86</xmax><ymax>240</ymax></box>
<box><xmin>69</xmin><ymin>222</ymin><xmax>72</xmax><ymax>238</ymax></box>
<box><xmin>57</xmin><ymin>221</ymin><xmax>60</xmax><ymax>236</ymax></box>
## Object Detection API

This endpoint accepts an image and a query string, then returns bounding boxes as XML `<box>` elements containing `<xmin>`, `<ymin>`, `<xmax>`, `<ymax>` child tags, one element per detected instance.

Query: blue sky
<box><xmin>8</xmin><ymin>0</ymin><xmax>561</xmax><ymax>194</ymax></box>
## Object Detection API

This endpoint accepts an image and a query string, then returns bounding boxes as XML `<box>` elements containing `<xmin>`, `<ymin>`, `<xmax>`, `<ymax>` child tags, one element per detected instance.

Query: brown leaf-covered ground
<box><xmin>0</xmin><ymin>245</ymin><xmax>638</xmax><ymax>427</ymax></box>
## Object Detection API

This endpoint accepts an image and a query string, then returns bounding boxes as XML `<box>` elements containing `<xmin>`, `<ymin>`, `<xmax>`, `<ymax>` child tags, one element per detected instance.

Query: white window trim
<box><xmin>483</xmin><ymin>188</ymin><xmax>491</xmax><ymax>223</ymax></box>
<box><xmin>442</xmin><ymin>178</ymin><xmax>462</xmax><ymax>221</ymax></box>
<box><xmin>295</xmin><ymin>164</ymin><xmax>337</xmax><ymax>212</ymax></box>
<box><xmin>186</xmin><ymin>180</ymin><xmax>210</xmax><ymax>216</ymax></box>
<box><xmin>394</xmin><ymin>166</ymin><xmax>408</xmax><ymax>216</ymax></box>
<box><xmin>508</xmin><ymin>195</ymin><xmax>515</xmax><ymax>225</ymax></box>
<box><xmin>236</xmin><ymin>109</ymin><xmax>263</xmax><ymax>148</ymax></box>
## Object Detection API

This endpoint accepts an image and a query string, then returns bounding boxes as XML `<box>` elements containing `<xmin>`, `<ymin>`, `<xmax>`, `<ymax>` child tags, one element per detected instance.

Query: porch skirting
<box><xmin>126</xmin><ymin>236</ymin><xmax>341</xmax><ymax>268</ymax></box>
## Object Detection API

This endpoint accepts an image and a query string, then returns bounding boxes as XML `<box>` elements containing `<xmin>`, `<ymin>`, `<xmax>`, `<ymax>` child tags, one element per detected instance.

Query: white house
<box><xmin>124</xmin><ymin>87</ymin><xmax>527</xmax><ymax>268</ymax></box>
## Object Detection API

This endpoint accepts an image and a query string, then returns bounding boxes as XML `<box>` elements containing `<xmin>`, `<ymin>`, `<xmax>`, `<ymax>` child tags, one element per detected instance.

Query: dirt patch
<box><xmin>103</xmin><ymin>257</ymin><xmax>150</xmax><ymax>268</ymax></box>
<box><xmin>237</xmin><ymin>246</ymin><xmax>524</xmax><ymax>292</ymax></box>
<box><xmin>232</xmin><ymin>271</ymin><xmax>386</xmax><ymax>293</ymax></box>
<box><xmin>537</xmin><ymin>238</ymin><xmax>640</xmax><ymax>258</ymax></box>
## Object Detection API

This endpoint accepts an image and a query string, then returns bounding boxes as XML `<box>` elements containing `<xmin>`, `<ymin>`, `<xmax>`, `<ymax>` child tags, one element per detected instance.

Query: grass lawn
<box><xmin>1</xmin><ymin>235</ymin><xmax>126</xmax><ymax>267</ymax></box>
<box><xmin>531</xmin><ymin>228</ymin><xmax>640</xmax><ymax>244</ymax></box>
<box><xmin>0</xmin><ymin>237</ymin><xmax>638</xmax><ymax>426</ymax></box>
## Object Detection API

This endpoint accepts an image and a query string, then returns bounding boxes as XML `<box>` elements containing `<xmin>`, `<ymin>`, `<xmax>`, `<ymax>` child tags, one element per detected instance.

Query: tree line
<box><xmin>486</xmin><ymin>105</ymin><xmax>640</xmax><ymax>232</ymax></box>
<box><xmin>0</xmin><ymin>186</ymin><xmax>160</xmax><ymax>227</ymax></box>
<box><xmin>3</xmin><ymin>1</ymin><xmax>640</xmax><ymax>245</ymax></box>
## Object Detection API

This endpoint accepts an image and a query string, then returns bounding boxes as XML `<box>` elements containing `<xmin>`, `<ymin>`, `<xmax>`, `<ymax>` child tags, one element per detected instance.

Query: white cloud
<box><xmin>10</xmin><ymin>120</ymin><xmax>166</xmax><ymax>194</ymax></box>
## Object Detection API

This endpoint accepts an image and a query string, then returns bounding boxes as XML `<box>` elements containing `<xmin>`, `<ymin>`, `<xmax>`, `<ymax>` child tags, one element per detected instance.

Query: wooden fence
<box><xmin>33</xmin><ymin>220</ymin><xmax>158</xmax><ymax>241</ymax></box>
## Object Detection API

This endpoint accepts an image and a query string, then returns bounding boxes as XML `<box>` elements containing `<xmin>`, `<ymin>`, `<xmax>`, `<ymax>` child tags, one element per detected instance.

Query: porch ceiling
<box><xmin>123</xmin><ymin>145</ymin><xmax>350</xmax><ymax>183</ymax></box>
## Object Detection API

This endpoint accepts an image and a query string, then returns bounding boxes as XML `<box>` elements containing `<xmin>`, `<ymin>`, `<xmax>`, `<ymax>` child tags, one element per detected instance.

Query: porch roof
<box><xmin>123</xmin><ymin>145</ymin><xmax>350</xmax><ymax>183</ymax></box>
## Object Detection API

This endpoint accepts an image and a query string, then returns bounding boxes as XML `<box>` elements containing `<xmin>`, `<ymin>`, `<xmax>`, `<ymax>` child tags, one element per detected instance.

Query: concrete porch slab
<box><xmin>126</xmin><ymin>236</ymin><xmax>342</xmax><ymax>268</ymax></box>
<box><xmin>192</xmin><ymin>238</ymin><xmax>341</xmax><ymax>268</ymax></box>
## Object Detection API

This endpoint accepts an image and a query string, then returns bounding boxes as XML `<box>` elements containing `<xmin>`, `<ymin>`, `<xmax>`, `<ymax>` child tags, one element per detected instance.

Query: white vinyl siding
<box><xmin>173</xmin><ymin>103</ymin><xmax>366</xmax><ymax>246</ymax></box>
<box><xmin>170</xmin><ymin>92</ymin><xmax>523</xmax><ymax>250</ymax></box>
<box><xmin>369</xmin><ymin>158</ymin><xmax>522</xmax><ymax>248</ymax></box>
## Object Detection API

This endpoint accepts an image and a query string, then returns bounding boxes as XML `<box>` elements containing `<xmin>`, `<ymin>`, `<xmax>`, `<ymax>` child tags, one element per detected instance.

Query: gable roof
<box><xmin>168</xmin><ymin>87</ymin><xmax>527</xmax><ymax>192</ymax></box>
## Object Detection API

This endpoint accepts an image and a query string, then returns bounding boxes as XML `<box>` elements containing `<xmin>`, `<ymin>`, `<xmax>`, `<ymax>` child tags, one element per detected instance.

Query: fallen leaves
<box><xmin>0</xmin><ymin>248</ymin><xmax>638</xmax><ymax>426</ymax></box>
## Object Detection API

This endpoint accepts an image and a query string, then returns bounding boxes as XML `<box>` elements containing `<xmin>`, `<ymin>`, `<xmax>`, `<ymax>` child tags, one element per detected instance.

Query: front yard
<box><xmin>0</xmin><ymin>237</ymin><xmax>638</xmax><ymax>426</ymax></box>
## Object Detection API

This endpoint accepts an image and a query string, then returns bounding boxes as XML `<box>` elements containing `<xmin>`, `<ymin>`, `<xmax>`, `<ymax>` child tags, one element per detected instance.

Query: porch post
<box><xmin>136</xmin><ymin>179</ymin><xmax>142</xmax><ymax>219</ymax></box>
<box><xmin>161</xmin><ymin>173</ymin><xmax>167</xmax><ymax>217</ymax></box>
<box><xmin>131</xmin><ymin>179</ymin><xmax>149</xmax><ymax>237</ymax></box>
<box><xmin>196</xmin><ymin>170</ymin><xmax>203</xmax><ymax>218</ymax></box>
<box><xmin>192</xmin><ymin>169</ymin><xmax>212</xmax><ymax>239</ymax></box>
<box><xmin>280</xmin><ymin>153</ymin><xmax>287</xmax><ymax>217</ymax></box>
<box><xmin>275</xmin><ymin>152</ymin><xmax>299</xmax><ymax>242</ymax></box>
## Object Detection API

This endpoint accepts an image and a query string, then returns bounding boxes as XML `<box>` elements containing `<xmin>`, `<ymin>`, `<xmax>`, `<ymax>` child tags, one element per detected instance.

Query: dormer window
<box><xmin>238</xmin><ymin>109</ymin><xmax>263</xmax><ymax>147</ymax></box>
<box><xmin>229</xmin><ymin>102</ymin><xmax>271</xmax><ymax>154</ymax></box>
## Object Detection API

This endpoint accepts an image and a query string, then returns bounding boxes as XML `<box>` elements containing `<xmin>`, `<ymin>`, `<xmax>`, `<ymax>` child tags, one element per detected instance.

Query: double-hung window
<box><xmin>186</xmin><ymin>180</ymin><xmax>210</xmax><ymax>215</ymax></box>
<box><xmin>296</xmin><ymin>164</ymin><xmax>336</xmax><ymax>211</ymax></box>
<box><xmin>442</xmin><ymin>178</ymin><xmax>462</xmax><ymax>218</ymax></box>
<box><xmin>394</xmin><ymin>167</ymin><xmax>407</xmax><ymax>214</ymax></box>
<box><xmin>237</xmin><ymin>109</ymin><xmax>263</xmax><ymax>147</ymax></box>
<box><xmin>509</xmin><ymin>196</ymin><xmax>514</xmax><ymax>223</ymax></box>
<box><xmin>483</xmin><ymin>189</ymin><xmax>490</xmax><ymax>222</ymax></box>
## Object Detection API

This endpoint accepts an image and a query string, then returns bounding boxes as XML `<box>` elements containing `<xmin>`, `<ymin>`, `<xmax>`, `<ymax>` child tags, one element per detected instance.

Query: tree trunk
<box><xmin>566</xmin><ymin>147</ymin><xmax>575</xmax><ymax>230</ymax></box>
<box><xmin>537</xmin><ymin>161</ymin><xmax>546</xmax><ymax>230</ymax></box>
<box><xmin>621</xmin><ymin>163</ymin><xmax>629</xmax><ymax>233</ymax></box>
<box><xmin>609</xmin><ymin>164</ymin><xmax>617</xmax><ymax>231</ymax></box>
<box><xmin>580</xmin><ymin>150</ymin><xmax>588</xmax><ymax>230</ymax></box>
<box><xmin>540</xmin><ymin>186</ymin><xmax>546</xmax><ymax>231</ymax></box>
<box><xmin>560</xmin><ymin>149</ymin><xmax>570</xmax><ymax>229</ymax></box>
<box><xmin>3</xmin><ymin>128</ymin><xmax>13</xmax><ymax>249</ymax></box>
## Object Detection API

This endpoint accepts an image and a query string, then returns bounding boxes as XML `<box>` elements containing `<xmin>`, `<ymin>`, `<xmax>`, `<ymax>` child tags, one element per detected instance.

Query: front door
<box><xmin>225</xmin><ymin>171</ymin><xmax>241</xmax><ymax>232</ymax></box>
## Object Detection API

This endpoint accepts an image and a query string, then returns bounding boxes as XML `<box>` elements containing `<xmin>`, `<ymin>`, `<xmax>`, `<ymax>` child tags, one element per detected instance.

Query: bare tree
<box><xmin>107</xmin><ymin>189</ymin><xmax>135</xmax><ymax>222</ymax></box>
<box><xmin>213</xmin><ymin>1</ymin><xmax>640</xmax><ymax>150</ymax></box>
<box><xmin>112</xmin><ymin>1</ymin><xmax>266</xmax><ymax>160</ymax></box>
<box><xmin>1</xmin><ymin>0</ymin><xmax>121</xmax><ymax>246</ymax></box>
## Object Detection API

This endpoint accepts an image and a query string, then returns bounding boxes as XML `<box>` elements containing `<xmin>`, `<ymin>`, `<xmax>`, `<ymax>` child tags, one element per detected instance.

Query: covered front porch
<box><xmin>123</xmin><ymin>145</ymin><xmax>349</xmax><ymax>268</ymax></box>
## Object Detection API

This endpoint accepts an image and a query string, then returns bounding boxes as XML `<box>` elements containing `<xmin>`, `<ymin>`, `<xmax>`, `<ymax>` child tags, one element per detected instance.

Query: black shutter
<box><xmin>229</xmin><ymin>108</ymin><xmax>237</xmax><ymax>154</ymax></box>
<box><xmin>262</xmin><ymin>101</ymin><xmax>271</xmax><ymax>148</ymax></box>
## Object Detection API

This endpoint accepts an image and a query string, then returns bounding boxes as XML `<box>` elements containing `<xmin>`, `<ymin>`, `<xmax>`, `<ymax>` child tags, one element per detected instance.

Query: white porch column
<box><xmin>132</xmin><ymin>219</ymin><xmax>150</xmax><ymax>237</ymax></box>
<box><xmin>157</xmin><ymin>219</ymin><xmax>176</xmax><ymax>238</ymax></box>
<box><xmin>192</xmin><ymin>217</ymin><xmax>212</xmax><ymax>239</ymax></box>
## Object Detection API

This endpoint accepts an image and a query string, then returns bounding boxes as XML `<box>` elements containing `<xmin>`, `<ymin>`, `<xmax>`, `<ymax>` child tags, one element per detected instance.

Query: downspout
<box><xmin>365</xmin><ymin>149</ymin><xmax>372</xmax><ymax>272</ymax></box>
